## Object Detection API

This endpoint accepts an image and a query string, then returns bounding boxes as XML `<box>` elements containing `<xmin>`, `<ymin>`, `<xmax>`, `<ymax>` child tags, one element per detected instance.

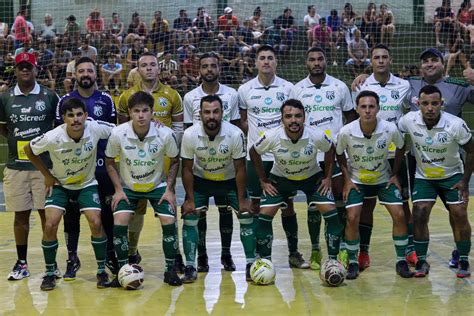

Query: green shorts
<box><xmin>389</xmin><ymin>158</ymin><xmax>410</xmax><ymax>201</ymax></box>
<box><xmin>45</xmin><ymin>185</ymin><xmax>101</xmax><ymax>212</ymax></box>
<box><xmin>260</xmin><ymin>173</ymin><xmax>335</xmax><ymax>209</ymax></box>
<box><xmin>346</xmin><ymin>183</ymin><xmax>403</xmax><ymax>209</ymax></box>
<box><xmin>115</xmin><ymin>186</ymin><xmax>176</xmax><ymax>218</ymax></box>
<box><xmin>247</xmin><ymin>160</ymin><xmax>273</xmax><ymax>199</ymax></box>
<box><xmin>194</xmin><ymin>177</ymin><xmax>243</xmax><ymax>213</ymax></box>
<box><xmin>412</xmin><ymin>174</ymin><xmax>463</xmax><ymax>205</ymax></box>
<box><xmin>319</xmin><ymin>161</ymin><xmax>342</xmax><ymax>178</ymax></box>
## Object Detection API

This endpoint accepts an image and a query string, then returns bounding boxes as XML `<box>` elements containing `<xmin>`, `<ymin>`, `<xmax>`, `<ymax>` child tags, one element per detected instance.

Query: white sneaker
<box><xmin>8</xmin><ymin>261</ymin><xmax>30</xmax><ymax>280</ymax></box>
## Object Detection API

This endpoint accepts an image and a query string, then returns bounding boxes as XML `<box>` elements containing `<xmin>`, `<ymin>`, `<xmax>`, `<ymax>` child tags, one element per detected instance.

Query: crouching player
<box><xmin>24</xmin><ymin>98</ymin><xmax>115</xmax><ymax>290</ymax></box>
<box><xmin>105</xmin><ymin>91</ymin><xmax>182</xmax><ymax>286</ymax></box>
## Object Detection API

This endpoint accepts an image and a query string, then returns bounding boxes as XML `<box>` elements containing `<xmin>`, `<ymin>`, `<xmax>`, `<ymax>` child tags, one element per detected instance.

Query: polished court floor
<box><xmin>0</xmin><ymin>201</ymin><xmax>473</xmax><ymax>316</ymax></box>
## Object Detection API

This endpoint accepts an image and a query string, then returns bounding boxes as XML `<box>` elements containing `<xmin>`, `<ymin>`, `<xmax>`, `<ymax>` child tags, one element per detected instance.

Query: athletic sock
<box><xmin>346</xmin><ymin>239</ymin><xmax>360</xmax><ymax>264</ymax></box>
<box><xmin>219</xmin><ymin>209</ymin><xmax>233</xmax><ymax>256</ymax></box>
<box><xmin>393</xmin><ymin>235</ymin><xmax>409</xmax><ymax>262</ymax></box>
<box><xmin>406</xmin><ymin>223</ymin><xmax>415</xmax><ymax>255</ymax></box>
<box><xmin>281</xmin><ymin>213</ymin><xmax>298</xmax><ymax>254</ymax></box>
<box><xmin>113</xmin><ymin>225</ymin><xmax>129</xmax><ymax>268</ymax></box>
<box><xmin>183</xmin><ymin>214</ymin><xmax>199</xmax><ymax>267</ymax></box>
<box><xmin>456</xmin><ymin>240</ymin><xmax>471</xmax><ymax>262</ymax></box>
<box><xmin>238</xmin><ymin>214</ymin><xmax>256</xmax><ymax>263</ymax></box>
<box><xmin>91</xmin><ymin>236</ymin><xmax>107</xmax><ymax>273</ymax></box>
<box><xmin>256</xmin><ymin>214</ymin><xmax>274</xmax><ymax>259</ymax></box>
<box><xmin>42</xmin><ymin>240</ymin><xmax>58</xmax><ymax>275</ymax></box>
<box><xmin>359</xmin><ymin>223</ymin><xmax>373</xmax><ymax>253</ymax></box>
<box><xmin>307</xmin><ymin>207</ymin><xmax>321</xmax><ymax>251</ymax></box>
<box><xmin>323</xmin><ymin>209</ymin><xmax>343</xmax><ymax>259</ymax></box>
<box><xmin>413</xmin><ymin>239</ymin><xmax>430</xmax><ymax>261</ymax></box>
<box><xmin>16</xmin><ymin>244</ymin><xmax>27</xmax><ymax>262</ymax></box>
<box><xmin>174</xmin><ymin>221</ymin><xmax>181</xmax><ymax>255</ymax></box>
<box><xmin>197</xmin><ymin>212</ymin><xmax>207</xmax><ymax>256</ymax></box>
<box><xmin>162</xmin><ymin>223</ymin><xmax>178</xmax><ymax>272</ymax></box>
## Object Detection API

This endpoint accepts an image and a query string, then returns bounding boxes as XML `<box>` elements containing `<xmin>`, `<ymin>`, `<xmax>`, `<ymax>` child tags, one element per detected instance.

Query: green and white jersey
<box><xmin>183</xmin><ymin>83</ymin><xmax>240</xmax><ymax>124</ymax></box>
<box><xmin>336</xmin><ymin>118</ymin><xmax>404</xmax><ymax>185</ymax></box>
<box><xmin>291</xmin><ymin>74</ymin><xmax>353</xmax><ymax>161</ymax></box>
<box><xmin>238</xmin><ymin>76</ymin><xmax>294</xmax><ymax>161</ymax></box>
<box><xmin>398</xmin><ymin>111</ymin><xmax>471</xmax><ymax>180</ymax></box>
<box><xmin>105</xmin><ymin>122</ymin><xmax>179</xmax><ymax>192</ymax></box>
<box><xmin>0</xmin><ymin>83</ymin><xmax>58</xmax><ymax>170</ymax></box>
<box><xmin>181</xmin><ymin>121</ymin><xmax>246</xmax><ymax>181</ymax></box>
<box><xmin>30</xmin><ymin>120</ymin><xmax>114</xmax><ymax>190</ymax></box>
<box><xmin>253</xmin><ymin>125</ymin><xmax>332</xmax><ymax>180</ymax></box>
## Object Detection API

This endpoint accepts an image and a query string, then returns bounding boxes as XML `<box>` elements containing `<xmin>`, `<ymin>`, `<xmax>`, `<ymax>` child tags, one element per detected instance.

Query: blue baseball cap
<box><xmin>419</xmin><ymin>48</ymin><xmax>444</xmax><ymax>62</ymax></box>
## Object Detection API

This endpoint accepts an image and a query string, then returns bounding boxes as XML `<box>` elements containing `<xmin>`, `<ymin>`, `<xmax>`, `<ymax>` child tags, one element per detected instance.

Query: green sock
<box><xmin>219</xmin><ymin>209</ymin><xmax>233</xmax><ymax>256</ymax></box>
<box><xmin>336</xmin><ymin>202</ymin><xmax>347</xmax><ymax>245</ymax></box>
<box><xmin>414</xmin><ymin>239</ymin><xmax>429</xmax><ymax>261</ymax></box>
<box><xmin>256</xmin><ymin>214</ymin><xmax>274</xmax><ymax>259</ymax></box>
<box><xmin>393</xmin><ymin>235</ymin><xmax>409</xmax><ymax>261</ymax></box>
<box><xmin>281</xmin><ymin>213</ymin><xmax>298</xmax><ymax>254</ymax></box>
<box><xmin>162</xmin><ymin>223</ymin><xmax>178</xmax><ymax>272</ymax></box>
<box><xmin>456</xmin><ymin>240</ymin><xmax>471</xmax><ymax>262</ymax></box>
<box><xmin>197</xmin><ymin>212</ymin><xmax>207</xmax><ymax>256</ymax></box>
<box><xmin>238</xmin><ymin>214</ymin><xmax>256</xmax><ymax>263</ymax></box>
<box><xmin>91</xmin><ymin>236</ymin><xmax>108</xmax><ymax>273</ymax></box>
<box><xmin>359</xmin><ymin>223</ymin><xmax>373</xmax><ymax>253</ymax></box>
<box><xmin>346</xmin><ymin>239</ymin><xmax>360</xmax><ymax>264</ymax></box>
<box><xmin>113</xmin><ymin>225</ymin><xmax>129</xmax><ymax>268</ymax></box>
<box><xmin>406</xmin><ymin>223</ymin><xmax>415</xmax><ymax>255</ymax></box>
<box><xmin>183</xmin><ymin>214</ymin><xmax>199</xmax><ymax>267</ymax></box>
<box><xmin>42</xmin><ymin>240</ymin><xmax>58</xmax><ymax>275</ymax></box>
<box><xmin>322</xmin><ymin>209</ymin><xmax>343</xmax><ymax>259</ymax></box>
<box><xmin>307</xmin><ymin>207</ymin><xmax>321</xmax><ymax>251</ymax></box>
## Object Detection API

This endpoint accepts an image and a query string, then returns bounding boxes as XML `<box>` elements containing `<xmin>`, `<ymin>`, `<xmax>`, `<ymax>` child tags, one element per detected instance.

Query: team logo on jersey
<box><xmin>279</xmin><ymin>159</ymin><xmax>287</xmax><ymax>165</ymax></box>
<box><xmin>394</xmin><ymin>188</ymin><xmax>402</xmax><ymax>200</ymax></box>
<box><xmin>276</xmin><ymin>92</ymin><xmax>285</xmax><ymax>102</ymax></box>
<box><xmin>251</xmin><ymin>106</ymin><xmax>261</xmax><ymax>115</ymax></box>
<box><xmin>437</xmin><ymin>132</ymin><xmax>448</xmax><ymax>143</ymax></box>
<box><xmin>264</xmin><ymin>97</ymin><xmax>272</xmax><ymax>105</ymax></box>
<box><xmin>326</xmin><ymin>91</ymin><xmax>335</xmax><ymax>100</ymax></box>
<box><xmin>353</xmin><ymin>144</ymin><xmax>364</xmax><ymax>148</ymax></box>
<box><xmin>75</xmin><ymin>148</ymin><xmax>82</xmax><ymax>156</ymax></box>
<box><xmin>61</xmin><ymin>149</ymin><xmax>72</xmax><ymax>154</ymax></box>
<box><xmin>413</xmin><ymin>132</ymin><xmax>424</xmax><ymax>137</ymax></box>
<box><xmin>366</xmin><ymin>146</ymin><xmax>374</xmax><ymax>154</ymax></box>
<box><xmin>219</xmin><ymin>144</ymin><xmax>229</xmax><ymax>154</ymax></box>
<box><xmin>291</xmin><ymin>151</ymin><xmax>300</xmax><ymax>158</ymax></box>
<box><xmin>9</xmin><ymin>114</ymin><xmax>18</xmax><ymax>123</ymax></box>
<box><xmin>376</xmin><ymin>139</ymin><xmax>387</xmax><ymax>149</ymax></box>
<box><xmin>125</xmin><ymin>158</ymin><xmax>132</xmax><ymax>166</ymax></box>
<box><xmin>277</xmin><ymin>148</ymin><xmax>288</xmax><ymax>153</ymax></box>
<box><xmin>353</xmin><ymin>155</ymin><xmax>360</xmax><ymax>162</ymax></box>
<box><xmin>250</xmin><ymin>95</ymin><xmax>261</xmax><ymax>100</ymax></box>
<box><xmin>379</xmin><ymin>95</ymin><xmax>387</xmax><ymax>103</ymax></box>
<box><xmin>149</xmin><ymin>143</ymin><xmax>159</xmax><ymax>154</ymax></box>
<box><xmin>304</xmin><ymin>105</ymin><xmax>312</xmax><ymax>113</ymax></box>
<box><xmin>209</xmin><ymin>148</ymin><xmax>216</xmax><ymax>155</ymax></box>
<box><xmin>93</xmin><ymin>105</ymin><xmax>103</xmax><ymax>117</ymax></box>
<box><xmin>197</xmin><ymin>146</ymin><xmax>208</xmax><ymax>151</ymax></box>
<box><xmin>302</xmin><ymin>94</ymin><xmax>312</xmax><ymax>98</ymax></box>
<box><xmin>83</xmin><ymin>141</ymin><xmax>93</xmax><ymax>152</ymax></box>
<box><xmin>159</xmin><ymin>97</ymin><xmax>168</xmax><ymax>107</ymax></box>
<box><xmin>314</xmin><ymin>95</ymin><xmax>322</xmax><ymax>103</ymax></box>
<box><xmin>11</xmin><ymin>104</ymin><xmax>21</xmax><ymax>108</ymax></box>
<box><xmin>92</xmin><ymin>193</ymin><xmax>100</xmax><ymax>205</ymax></box>
<box><xmin>304</xmin><ymin>145</ymin><xmax>313</xmax><ymax>155</ymax></box>
<box><xmin>222</xmin><ymin>101</ymin><xmax>228</xmax><ymax>110</ymax></box>
<box><xmin>35</xmin><ymin>100</ymin><xmax>46</xmax><ymax>111</ymax></box>
<box><xmin>425</xmin><ymin>137</ymin><xmax>433</xmax><ymax>145</ymax></box>
<box><xmin>62</xmin><ymin>158</ymin><xmax>70</xmax><ymax>165</ymax></box>
<box><xmin>125</xmin><ymin>146</ymin><xmax>136</xmax><ymax>150</ymax></box>
<box><xmin>391</xmin><ymin>91</ymin><xmax>400</xmax><ymax>100</ymax></box>
<box><xmin>138</xmin><ymin>149</ymin><xmax>146</xmax><ymax>158</ymax></box>
<box><xmin>21</xmin><ymin>107</ymin><xmax>31</xmax><ymax>114</ymax></box>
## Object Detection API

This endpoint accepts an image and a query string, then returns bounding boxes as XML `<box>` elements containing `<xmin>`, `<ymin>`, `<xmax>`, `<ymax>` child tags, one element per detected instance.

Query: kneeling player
<box><xmin>249</xmin><ymin>99</ymin><xmax>343</xmax><ymax>265</ymax></box>
<box><xmin>105</xmin><ymin>91</ymin><xmax>182</xmax><ymax>286</ymax></box>
<box><xmin>336</xmin><ymin>90</ymin><xmax>413</xmax><ymax>280</ymax></box>
<box><xmin>25</xmin><ymin>98</ymin><xmax>114</xmax><ymax>291</ymax></box>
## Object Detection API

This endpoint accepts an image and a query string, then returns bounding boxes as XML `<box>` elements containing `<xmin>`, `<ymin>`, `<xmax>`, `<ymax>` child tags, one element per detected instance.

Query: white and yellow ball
<box><xmin>250</xmin><ymin>258</ymin><xmax>276</xmax><ymax>285</ymax></box>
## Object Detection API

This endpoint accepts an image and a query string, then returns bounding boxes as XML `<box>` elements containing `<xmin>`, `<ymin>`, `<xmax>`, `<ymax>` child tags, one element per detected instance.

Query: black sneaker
<box><xmin>96</xmin><ymin>271</ymin><xmax>110</xmax><ymax>288</ymax></box>
<box><xmin>245</xmin><ymin>262</ymin><xmax>252</xmax><ymax>281</ymax></box>
<box><xmin>129</xmin><ymin>251</ymin><xmax>142</xmax><ymax>264</ymax></box>
<box><xmin>181</xmin><ymin>265</ymin><xmax>197</xmax><ymax>283</ymax></box>
<box><xmin>346</xmin><ymin>263</ymin><xmax>360</xmax><ymax>280</ymax></box>
<box><xmin>164</xmin><ymin>270</ymin><xmax>183</xmax><ymax>286</ymax></box>
<box><xmin>106</xmin><ymin>254</ymin><xmax>119</xmax><ymax>276</ymax></box>
<box><xmin>174</xmin><ymin>253</ymin><xmax>185</xmax><ymax>274</ymax></box>
<box><xmin>63</xmin><ymin>257</ymin><xmax>81</xmax><ymax>281</ymax></box>
<box><xmin>414</xmin><ymin>260</ymin><xmax>430</xmax><ymax>277</ymax></box>
<box><xmin>197</xmin><ymin>254</ymin><xmax>209</xmax><ymax>273</ymax></box>
<box><xmin>396</xmin><ymin>260</ymin><xmax>414</xmax><ymax>278</ymax></box>
<box><xmin>109</xmin><ymin>277</ymin><xmax>122</xmax><ymax>288</ymax></box>
<box><xmin>221</xmin><ymin>254</ymin><xmax>236</xmax><ymax>271</ymax></box>
<box><xmin>40</xmin><ymin>275</ymin><xmax>56</xmax><ymax>291</ymax></box>
<box><xmin>457</xmin><ymin>260</ymin><xmax>471</xmax><ymax>278</ymax></box>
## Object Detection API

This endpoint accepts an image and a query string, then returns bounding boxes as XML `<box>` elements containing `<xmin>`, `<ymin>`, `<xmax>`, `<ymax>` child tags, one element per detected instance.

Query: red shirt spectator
<box><xmin>218</xmin><ymin>7</ymin><xmax>239</xmax><ymax>33</ymax></box>
<box><xmin>313</xmin><ymin>24</ymin><xmax>332</xmax><ymax>45</ymax></box>
<box><xmin>86</xmin><ymin>9</ymin><xmax>105</xmax><ymax>33</ymax></box>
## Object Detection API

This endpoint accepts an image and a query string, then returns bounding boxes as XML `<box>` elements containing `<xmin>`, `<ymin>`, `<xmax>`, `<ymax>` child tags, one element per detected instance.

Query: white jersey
<box><xmin>336</xmin><ymin>118</ymin><xmax>404</xmax><ymax>185</ymax></box>
<box><xmin>253</xmin><ymin>125</ymin><xmax>332</xmax><ymax>180</ymax></box>
<box><xmin>181</xmin><ymin>121</ymin><xmax>246</xmax><ymax>181</ymax></box>
<box><xmin>238</xmin><ymin>76</ymin><xmax>294</xmax><ymax>161</ymax></box>
<box><xmin>29</xmin><ymin>120</ymin><xmax>114</xmax><ymax>190</ymax></box>
<box><xmin>105</xmin><ymin>122</ymin><xmax>179</xmax><ymax>192</ymax></box>
<box><xmin>183</xmin><ymin>83</ymin><xmax>240</xmax><ymax>124</ymax></box>
<box><xmin>292</xmin><ymin>74</ymin><xmax>353</xmax><ymax>160</ymax></box>
<box><xmin>398</xmin><ymin>111</ymin><xmax>472</xmax><ymax>180</ymax></box>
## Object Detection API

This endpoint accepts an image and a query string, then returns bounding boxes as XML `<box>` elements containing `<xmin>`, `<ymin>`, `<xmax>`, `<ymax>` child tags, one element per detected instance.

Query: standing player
<box><xmin>118</xmin><ymin>52</ymin><xmax>184</xmax><ymax>268</ymax></box>
<box><xmin>292</xmin><ymin>47</ymin><xmax>356</xmax><ymax>270</ymax></box>
<box><xmin>183</xmin><ymin>52</ymin><xmax>240</xmax><ymax>272</ymax></box>
<box><xmin>181</xmin><ymin>95</ymin><xmax>255</xmax><ymax>283</ymax></box>
<box><xmin>398</xmin><ymin>85</ymin><xmax>474</xmax><ymax>278</ymax></box>
<box><xmin>24</xmin><ymin>98</ymin><xmax>114</xmax><ymax>290</ymax></box>
<box><xmin>239</xmin><ymin>45</ymin><xmax>308</xmax><ymax>268</ymax></box>
<box><xmin>249</xmin><ymin>99</ymin><xmax>343</xmax><ymax>265</ymax></box>
<box><xmin>0</xmin><ymin>52</ymin><xmax>59</xmax><ymax>280</ymax></box>
<box><xmin>105</xmin><ymin>91</ymin><xmax>181</xmax><ymax>286</ymax></box>
<box><xmin>56</xmin><ymin>56</ymin><xmax>118</xmax><ymax>280</ymax></box>
<box><xmin>336</xmin><ymin>90</ymin><xmax>413</xmax><ymax>280</ymax></box>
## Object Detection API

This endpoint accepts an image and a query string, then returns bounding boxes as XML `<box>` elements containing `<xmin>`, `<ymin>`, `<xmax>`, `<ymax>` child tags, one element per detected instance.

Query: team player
<box><xmin>56</xmin><ymin>56</ymin><xmax>118</xmax><ymax>280</ymax></box>
<box><xmin>105</xmin><ymin>91</ymin><xmax>181</xmax><ymax>286</ymax></box>
<box><xmin>336</xmin><ymin>90</ymin><xmax>413</xmax><ymax>280</ymax></box>
<box><xmin>0</xmin><ymin>52</ymin><xmax>59</xmax><ymax>281</ymax></box>
<box><xmin>24</xmin><ymin>98</ymin><xmax>114</xmax><ymax>291</ymax></box>
<box><xmin>398</xmin><ymin>85</ymin><xmax>474</xmax><ymax>278</ymax></box>
<box><xmin>249</xmin><ymin>99</ymin><xmax>343</xmax><ymax>266</ymax></box>
<box><xmin>181</xmin><ymin>95</ymin><xmax>255</xmax><ymax>283</ymax></box>
<box><xmin>239</xmin><ymin>45</ymin><xmax>309</xmax><ymax>268</ymax></box>
<box><xmin>118</xmin><ymin>52</ymin><xmax>184</xmax><ymax>268</ymax></box>
<box><xmin>353</xmin><ymin>44</ymin><xmax>416</xmax><ymax>270</ymax></box>
<box><xmin>291</xmin><ymin>47</ymin><xmax>356</xmax><ymax>270</ymax></box>
<box><xmin>183</xmin><ymin>52</ymin><xmax>240</xmax><ymax>272</ymax></box>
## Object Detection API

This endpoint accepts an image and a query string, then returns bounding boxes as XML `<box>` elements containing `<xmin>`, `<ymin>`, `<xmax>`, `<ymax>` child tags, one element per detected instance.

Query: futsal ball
<box><xmin>250</xmin><ymin>258</ymin><xmax>276</xmax><ymax>285</ymax></box>
<box><xmin>118</xmin><ymin>263</ymin><xmax>144</xmax><ymax>290</ymax></box>
<box><xmin>319</xmin><ymin>259</ymin><xmax>346</xmax><ymax>287</ymax></box>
